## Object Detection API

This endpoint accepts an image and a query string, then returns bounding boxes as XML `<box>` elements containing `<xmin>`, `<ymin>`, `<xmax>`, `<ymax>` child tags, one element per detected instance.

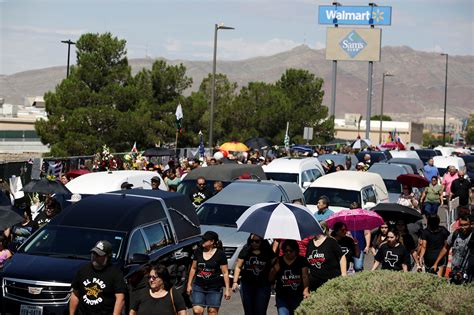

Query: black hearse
<box><xmin>1</xmin><ymin>189</ymin><xmax>201</xmax><ymax>315</ymax></box>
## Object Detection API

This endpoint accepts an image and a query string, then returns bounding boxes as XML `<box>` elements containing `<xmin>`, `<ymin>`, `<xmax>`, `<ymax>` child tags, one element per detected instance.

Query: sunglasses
<box><xmin>198</xmin><ymin>183</ymin><xmax>206</xmax><ymax>186</ymax></box>
<box><xmin>147</xmin><ymin>275</ymin><xmax>159</xmax><ymax>281</ymax></box>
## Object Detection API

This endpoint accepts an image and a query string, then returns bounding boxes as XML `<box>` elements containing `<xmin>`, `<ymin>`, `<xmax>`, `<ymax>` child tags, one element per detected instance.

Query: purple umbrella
<box><xmin>325</xmin><ymin>208</ymin><xmax>385</xmax><ymax>231</ymax></box>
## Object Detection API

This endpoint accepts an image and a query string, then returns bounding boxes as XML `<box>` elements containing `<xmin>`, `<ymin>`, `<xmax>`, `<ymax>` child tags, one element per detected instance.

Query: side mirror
<box><xmin>364</xmin><ymin>202</ymin><xmax>376</xmax><ymax>210</ymax></box>
<box><xmin>129</xmin><ymin>253</ymin><xmax>150</xmax><ymax>265</ymax></box>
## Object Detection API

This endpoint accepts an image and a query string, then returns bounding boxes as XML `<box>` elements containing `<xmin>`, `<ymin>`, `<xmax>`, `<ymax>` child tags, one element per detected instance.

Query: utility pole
<box><xmin>61</xmin><ymin>39</ymin><xmax>76</xmax><ymax>78</ymax></box>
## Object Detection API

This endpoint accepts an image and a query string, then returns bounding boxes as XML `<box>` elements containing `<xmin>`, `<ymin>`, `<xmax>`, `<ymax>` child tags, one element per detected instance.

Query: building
<box><xmin>334</xmin><ymin>113</ymin><xmax>423</xmax><ymax>145</ymax></box>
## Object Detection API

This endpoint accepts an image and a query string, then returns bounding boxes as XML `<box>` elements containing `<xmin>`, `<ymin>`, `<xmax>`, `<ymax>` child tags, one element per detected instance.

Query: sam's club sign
<box><xmin>318</xmin><ymin>5</ymin><xmax>392</xmax><ymax>25</ymax></box>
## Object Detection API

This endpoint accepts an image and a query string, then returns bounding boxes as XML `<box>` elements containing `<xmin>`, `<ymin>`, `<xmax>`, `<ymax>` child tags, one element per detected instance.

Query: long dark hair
<box><xmin>200</xmin><ymin>231</ymin><xmax>223</xmax><ymax>250</ymax></box>
<box><xmin>244</xmin><ymin>234</ymin><xmax>273</xmax><ymax>255</ymax></box>
<box><xmin>282</xmin><ymin>239</ymin><xmax>300</xmax><ymax>257</ymax></box>
<box><xmin>149</xmin><ymin>264</ymin><xmax>172</xmax><ymax>291</ymax></box>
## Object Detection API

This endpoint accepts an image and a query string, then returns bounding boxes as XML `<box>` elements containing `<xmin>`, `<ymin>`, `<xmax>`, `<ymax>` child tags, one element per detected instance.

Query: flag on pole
<box><xmin>284</xmin><ymin>121</ymin><xmax>290</xmax><ymax>150</ymax></box>
<box><xmin>175</xmin><ymin>103</ymin><xmax>183</xmax><ymax>134</ymax></box>
<box><xmin>198</xmin><ymin>131</ymin><xmax>205</xmax><ymax>157</ymax></box>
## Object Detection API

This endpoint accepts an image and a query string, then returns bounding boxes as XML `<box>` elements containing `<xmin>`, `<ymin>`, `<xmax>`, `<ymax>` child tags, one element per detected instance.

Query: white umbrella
<box><xmin>351</xmin><ymin>138</ymin><xmax>371</xmax><ymax>150</ymax></box>
<box><xmin>236</xmin><ymin>202</ymin><xmax>323</xmax><ymax>240</ymax></box>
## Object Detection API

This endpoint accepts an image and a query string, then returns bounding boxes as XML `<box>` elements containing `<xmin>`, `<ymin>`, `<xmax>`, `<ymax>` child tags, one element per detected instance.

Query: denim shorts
<box><xmin>191</xmin><ymin>284</ymin><xmax>223</xmax><ymax>308</ymax></box>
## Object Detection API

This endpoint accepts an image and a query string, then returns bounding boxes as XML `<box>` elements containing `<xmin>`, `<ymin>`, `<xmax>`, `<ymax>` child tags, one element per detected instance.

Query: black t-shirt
<box><xmin>10</xmin><ymin>220</ymin><xmax>39</xmax><ymax>252</ymax></box>
<box><xmin>188</xmin><ymin>188</ymin><xmax>213</xmax><ymax>207</ymax></box>
<box><xmin>374</xmin><ymin>243</ymin><xmax>410</xmax><ymax>271</ymax></box>
<box><xmin>34</xmin><ymin>212</ymin><xmax>51</xmax><ymax>228</ymax></box>
<box><xmin>305</xmin><ymin>237</ymin><xmax>343</xmax><ymax>281</ymax></box>
<box><xmin>130</xmin><ymin>287</ymin><xmax>186</xmax><ymax>315</ymax></box>
<box><xmin>336</xmin><ymin>236</ymin><xmax>356</xmax><ymax>269</ymax></box>
<box><xmin>420</xmin><ymin>227</ymin><xmax>450</xmax><ymax>265</ymax></box>
<box><xmin>71</xmin><ymin>263</ymin><xmax>127</xmax><ymax>315</ymax></box>
<box><xmin>237</xmin><ymin>246</ymin><xmax>275</xmax><ymax>286</ymax></box>
<box><xmin>193</xmin><ymin>247</ymin><xmax>227</xmax><ymax>289</ymax></box>
<box><xmin>450</xmin><ymin>178</ymin><xmax>471</xmax><ymax>205</ymax></box>
<box><xmin>400</xmin><ymin>233</ymin><xmax>416</xmax><ymax>253</ymax></box>
<box><xmin>275</xmin><ymin>256</ymin><xmax>307</xmax><ymax>298</ymax></box>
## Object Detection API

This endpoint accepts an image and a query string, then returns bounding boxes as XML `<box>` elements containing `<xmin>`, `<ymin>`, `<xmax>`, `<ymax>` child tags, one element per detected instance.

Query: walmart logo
<box><xmin>372</xmin><ymin>9</ymin><xmax>384</xmax><ymax>23</ymax></box>
<box><xmin>339</xmin><ymin>31</ymin><xmax>367</xmax><ymax>58</ymax></box>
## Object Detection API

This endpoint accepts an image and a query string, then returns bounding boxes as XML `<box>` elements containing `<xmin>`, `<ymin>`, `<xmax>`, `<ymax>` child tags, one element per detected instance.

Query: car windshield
<box><xmin>177</xmin><ymin>180</ymin><xmax>227</xmax><ymax>196</ymax></box>
<box><xmin>197</xmin><ymin>203</ymin><xmax>249</xmax><ymax>228</ymax></box>
<box><xmin>265</xmin><ymin>172</ymin><xmax>298</xmax><ymax>183</ymax></box>
<box><xmin>20</xmin><ymin>226</ymin><xmax>126</xmax><ymax>261</ymax></box>
<box><xmin>384</xmin><ymin>179</ymin><xmax>402</xmax><ymax>194</ymax></box>
<box><xmin>304</xmin><ymin>187</ymin><xmax>361</xmax><ymax>208</ymax></box>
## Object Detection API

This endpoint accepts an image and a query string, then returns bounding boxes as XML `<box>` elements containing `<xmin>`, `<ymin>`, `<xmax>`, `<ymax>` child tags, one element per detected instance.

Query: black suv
<box><xmin>1</xmin><ymin>189</ymin><xmax>201</xmax><ymax>315</ymax></box>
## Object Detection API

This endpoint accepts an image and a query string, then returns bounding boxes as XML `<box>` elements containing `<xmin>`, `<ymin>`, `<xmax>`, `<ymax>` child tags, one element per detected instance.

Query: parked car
<box><xmin>459</xmin><ymin>155</ymin><xmax>474</xmax><ymax>187</ymax></box>
<box><xmin>388</xmin><ymin>158</ymin><xmax>425</xmax><ymax>176</ymax></box>
<box><xmin>388</xmin><ymin>150</ymin><xmax>421</xmax><ymax>160</ymax></box>
<box><xmin>317</xmin><ymin>153</ymin><xmax>358</xmax><ymax>170</ymax></box>
<box><xmin>433</xmin><ymin>156</ymin><xmax>466</xmax><ymax>177</ymax></box>
<box><xmin>368</xmin><ymin>163</ymin><xmax>412</xmax><ymax>202</ymax></box>
<box><xmin>356</xmin><ymin>151</ymin><xmax>392</xmax><ymax>164</ymax></box>
<box><xmin>66</xmin><ymin>170</ymin><xmax>168</xmax><ymax>194</ymax></box>
<box><xmin>196</xmin><ymin>179</ymin><xmax>304</xmax><ymax>273</ymax></box>
<box><xmin>177</xmin><ymin>164</ymin><xmax>266</xmax><ymax>196</ymax></box>
<box><xmin>434</xmin><ymin>146</ymin><xmax>455</xmax><ymax>157</ymax></box>
<box><xmin>304</xmin><ymin>171</ymin><xmax>389</xmax><ymax>213</ymax></box>
<box><xmin>415</xmin><ymin>149</ymin><xmax>441</xmax><ymax>164</ymax></box>
<box><xmin>263</xmin><ymin>157</ymin><xmax>325</xmax><ymax>190</ymax></box>
<box><xmin>1</xmin><ymin>189</ymin><xmax>201</xmax><ymax>315</ymax></box>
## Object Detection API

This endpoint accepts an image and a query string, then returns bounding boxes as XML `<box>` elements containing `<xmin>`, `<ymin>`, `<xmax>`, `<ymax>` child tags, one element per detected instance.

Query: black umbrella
<box><xmin>143</xmin><ymin>147</ymin><xmax>174</xmax><ymax>157</ymax></box>
<box><xmin>22</xmin><ymin>178</ymin><xmax>71</xmax><ymax>195</ymax></box>
<box><xmin>244</xmin><ymin>137</ymin><xmax>274</xmax><ymax>150</ymax></box>
<box><xmin>371</xmin><ymin>203</ymin><xmax>422</xmax><ymax>224</ymax></box>
<box><xmin>0</xmin><ymin>206</ymin><xmax>24</xmax><ymax>231</ymax></box>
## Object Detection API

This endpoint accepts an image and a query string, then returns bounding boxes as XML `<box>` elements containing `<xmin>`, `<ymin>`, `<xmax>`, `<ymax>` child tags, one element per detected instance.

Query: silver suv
<box><xmin>196</xmin><ymin>179</ymin><xmax>305</xmax><ymax>275</ymax></box>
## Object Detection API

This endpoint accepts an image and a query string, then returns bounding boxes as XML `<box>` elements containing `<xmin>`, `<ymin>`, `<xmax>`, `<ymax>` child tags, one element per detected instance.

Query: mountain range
<box><xmin>1</xmin><ymin>45</ymin><xmax>473</xmax><ymax>121</ymax></box>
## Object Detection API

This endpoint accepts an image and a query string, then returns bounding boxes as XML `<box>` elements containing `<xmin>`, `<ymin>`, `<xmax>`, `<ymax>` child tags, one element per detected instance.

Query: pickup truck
<box><xmin>1</xmin><ymin>189</ymin><xmax>201</xmax><ymax>315</ymax></box>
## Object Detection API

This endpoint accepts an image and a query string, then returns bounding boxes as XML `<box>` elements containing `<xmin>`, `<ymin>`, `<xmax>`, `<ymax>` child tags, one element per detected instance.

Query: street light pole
<box><xmin>61</xmin><ymin>39</ymin><xmax>76</xmax><ymax>78</ymax></box>
<box><xmin>209</xmin><ymin>23</ymin><xmax>234</xmax><ymax>151</ymax></box>
<box><xmin>441</xmin><ymin>53</ymin><xmax>448</xmax><ymax>145</ymax></box>
<box><xmin>378</xmin><ymin>72</ymin><xmax>394</xmax><ymax>144</ymax></box>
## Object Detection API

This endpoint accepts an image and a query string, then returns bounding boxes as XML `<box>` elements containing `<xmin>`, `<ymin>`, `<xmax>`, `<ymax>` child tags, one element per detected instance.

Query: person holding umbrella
<box><xmin>232</xmin><ymin>234</ymin><xmax>275</xmax><ymax>315</ymax></box>
<box><xmin>330</xmin><ymin>222</ymin><xmax>360</xmax><ymax>272</ymax></box>
<box><xmin>269</xmin><ymin>239</ymin><xmax>309</xmax><ymax>315</ymax></box>
<box><xmin>305</xmin><ymin>221</ymin><xmax>346</xmax><ymax>291</ymax></box>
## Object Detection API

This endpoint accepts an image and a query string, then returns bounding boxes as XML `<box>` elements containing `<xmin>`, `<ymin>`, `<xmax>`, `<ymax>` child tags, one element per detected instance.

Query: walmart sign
<box><xmin>318</xmin><ymin>6</ymin><xmax>392</xmax><ymax>26</ymax></box>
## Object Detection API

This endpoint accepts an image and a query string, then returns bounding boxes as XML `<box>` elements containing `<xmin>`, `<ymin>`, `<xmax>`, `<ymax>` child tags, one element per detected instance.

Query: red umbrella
<box><xmin>66</xmin><ymin>169</ymin><xmax>90</xmax><ymax>179</ymax></box>
<box><xmin>396</xmin><ymin>174</ymin><xmax>429</xmax><ymax>188</ymax></box>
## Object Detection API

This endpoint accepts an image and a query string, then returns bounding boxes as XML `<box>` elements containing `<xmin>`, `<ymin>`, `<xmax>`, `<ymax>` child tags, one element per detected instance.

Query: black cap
<box><xmin>91</xmin><ymin>240</ymin><xmax>112</xmax><ymax>256</ymax></box>
<box><xmin>201</xmin><ymin>231</ymin><xmax>219</xmax><ymax>242</ymax></box>
<box><xmin>121</xmin><ymin>182</ymin><xmax>133</xmax><ymax>189</ymax></box>
<box><xmin>151</xmin><ymin>176</ymin><xmax>160</xmax><ymax>183</ymax></box>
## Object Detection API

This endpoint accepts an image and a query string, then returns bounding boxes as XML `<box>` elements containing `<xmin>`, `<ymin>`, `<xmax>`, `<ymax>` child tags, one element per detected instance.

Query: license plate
<box><xmin>20</xmin><ymin>305</ymin><xmax>43</xmax><ymax>315</ymax></box>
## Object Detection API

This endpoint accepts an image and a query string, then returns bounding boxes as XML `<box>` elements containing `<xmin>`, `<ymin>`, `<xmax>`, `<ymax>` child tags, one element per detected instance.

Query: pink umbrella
<box><xmin>325</xmin><ymin>208</ymin><xmax>385</xmax><ymax>231</ymax></box>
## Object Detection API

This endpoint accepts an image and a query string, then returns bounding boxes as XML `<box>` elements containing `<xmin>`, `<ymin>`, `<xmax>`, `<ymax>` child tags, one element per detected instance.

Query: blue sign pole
<box><xmin>318</xmin><ymin>5</ymin><xmax>392</xmax><ymax>25</ymax></box>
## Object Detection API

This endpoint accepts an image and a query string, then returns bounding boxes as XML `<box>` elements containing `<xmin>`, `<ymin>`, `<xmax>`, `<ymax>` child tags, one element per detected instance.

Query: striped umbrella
<box><xmin>236</xmin><ymin>202</ymin><xmax>323</xmax><ymax>240</ymax></box>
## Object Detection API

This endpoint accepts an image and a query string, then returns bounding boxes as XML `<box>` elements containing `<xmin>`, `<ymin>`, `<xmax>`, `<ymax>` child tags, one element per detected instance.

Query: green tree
<box><xmin>465</xmin><ymin>114</ymin><xmax>474</xmax><ymax>145</ymax></box>
<box><xmin>371</xmin><ymin>114</ymin><xmax>392</xmax><ymax>121</ymax></box>
<box><xmin>277</xmin><ymin>69</ymin><xmax>333</xmax><ymax>143</ymax></box>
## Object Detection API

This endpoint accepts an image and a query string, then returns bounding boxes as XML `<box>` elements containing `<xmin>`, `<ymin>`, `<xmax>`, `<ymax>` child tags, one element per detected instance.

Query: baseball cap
<box><xmin>121</xmin><ymin>182</ymin><xmax>133</xmax><ymax>189</ymax></box>
<box><xmin>91</xmin><ymin>240</ymin><xmax>112</xmax><ymax>256</ymax></box>
<box><xmin>151</xmin><ymin>176</ymin><xmax>160</xmax><ymax>183</ymax></box>
<box><xmin>201</xmin><ymin>231</ymin><xmax>218</xmax><ymax>242</ymax></box>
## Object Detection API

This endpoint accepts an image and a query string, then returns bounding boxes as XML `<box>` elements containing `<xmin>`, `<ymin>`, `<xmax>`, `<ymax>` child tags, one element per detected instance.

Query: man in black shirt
<box><xmin>70</xmin><ymin>240</ymin><xmax>126</xmax><ymax>315</ymax></box>
<box><xmin>188</xmin><ymin>176</ymin><xmax>213</xmax><ymax>208</ymax></box>
<box><xmin>450</xmin><ymin>170</ymin><xmax>471</xmax><ymax>206</ymax></box>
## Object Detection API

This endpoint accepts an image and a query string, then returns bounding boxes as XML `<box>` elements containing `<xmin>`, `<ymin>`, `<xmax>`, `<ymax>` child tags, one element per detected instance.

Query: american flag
<box><xmin>47</xmin><ymin>161</ymin><xmax>63</xmax><ymax>177</ymax></box>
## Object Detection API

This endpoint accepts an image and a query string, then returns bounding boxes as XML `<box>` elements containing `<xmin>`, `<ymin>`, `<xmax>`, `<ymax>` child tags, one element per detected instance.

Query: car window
<box><xmin>127</xmin><ymin>230</ymin><xmax>147</xmax><ymax>260</ymax></box>
<box><xmin>197</xmin><ymin>203</ymin><xmax>249</xmax><ymax>228</ymax></box>
<box><xmin>142</xmin><ymin>223</ymin><xmax>167</xmax><ymax>252</ymax></box>
<box><xmin>362</xmin><ymin>187</ymin><xmax>377</xmax><ymax>203</ymax></box>
<box><xmin>304</xmin><ymin>187</ymin><xmax>361</xmax><ymax>208</ymax></box>
<box><xmin>301</xmin><ymin>170</ymin><xmax>315</xmax><ymax>185</ymax></box>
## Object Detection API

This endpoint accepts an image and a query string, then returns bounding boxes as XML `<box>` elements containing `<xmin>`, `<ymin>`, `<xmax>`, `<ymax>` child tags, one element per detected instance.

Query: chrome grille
<box><xmin>223</xmin><ymin>246</ymin><xmax>237</xmax><ymax>259</ymax></box>
<box><xmin>2</xmin><ymin>277</ymin><xmax>72</xmax><ymax>305</ymax></box>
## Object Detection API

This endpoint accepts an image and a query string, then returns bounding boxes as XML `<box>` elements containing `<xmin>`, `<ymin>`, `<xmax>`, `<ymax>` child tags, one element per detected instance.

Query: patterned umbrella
<box><xmin>325</xmin><ymin>208</ymin><xmax>385</xmax><ymax>230</ymax></box>
<box><xmin>236</xmin><ymin>202</ymin><xmax>323</xmax><ymax>240</ymax></box>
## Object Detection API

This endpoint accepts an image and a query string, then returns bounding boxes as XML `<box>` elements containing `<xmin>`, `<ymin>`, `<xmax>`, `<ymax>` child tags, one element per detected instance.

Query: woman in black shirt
<box><xmin>233</xmin><ymin>234</ymin><xmax>275</xmax><ymax>315</ymax></box>
<box><xmin>187</xmin><ymin>231</ymin><xmax>231</xmax><ymax>315</ymax></box>
<box><xmin>419</xmin><ymin>214</ymin><xmax>450</xmax><ymax>276</ymax></box>
<box><xmin>269</xmin><ymin>239</ymin><xmax>309</xmax><ymax>315</ymax></box>
<box><xmin>130</xmin><ymin>264</ymin><xmax>186</xmax><ymax>315</ymax></box>
<box><xmin>330</xmin><ymin>222</ymin><xmax>360</xmax><ymax>270</ymax></box>
<box><xmin>372</xmin><ymin>230</ymin><xmax>410</xmax><ymax>272</ymax></box>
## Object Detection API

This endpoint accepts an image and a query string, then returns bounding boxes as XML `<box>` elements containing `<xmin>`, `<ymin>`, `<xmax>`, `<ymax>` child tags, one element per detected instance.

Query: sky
<box><xmin>1</xmin><ymin>0</ymin><xmax>473</xmax><ymax>74</ymax></box>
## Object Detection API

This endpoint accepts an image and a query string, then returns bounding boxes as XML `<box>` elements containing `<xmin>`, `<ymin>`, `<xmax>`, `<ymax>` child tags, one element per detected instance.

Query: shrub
<box><xmin>296</xmin><ymin>271</ymin><xmax>474</xmax><ymax>315</ymax></box>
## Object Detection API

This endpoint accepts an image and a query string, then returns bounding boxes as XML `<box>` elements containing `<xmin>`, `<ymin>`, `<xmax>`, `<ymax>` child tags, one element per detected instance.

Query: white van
<box><xmin>303</xmin><ymin>171</ymin><xmax>389</xmax><ymax>213</ymax></box>
<box><xmin>433</xmin><ymin>156</ymin><xmax>466</xmax><ymax>177</ymax></box>
<box><xmin>263</xmin><ymin>157</ymin><xmax>325</xmax><ymax>191</ymax></box>
<box><xmin>66</xmin><ymin>170</ymin><xmax>167</xmax><ymax>194</ymax></box>
<box><xmin>389</xmin><ymin>150</ymin><xmax>420</xmax><ymax>160</ymax></box>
